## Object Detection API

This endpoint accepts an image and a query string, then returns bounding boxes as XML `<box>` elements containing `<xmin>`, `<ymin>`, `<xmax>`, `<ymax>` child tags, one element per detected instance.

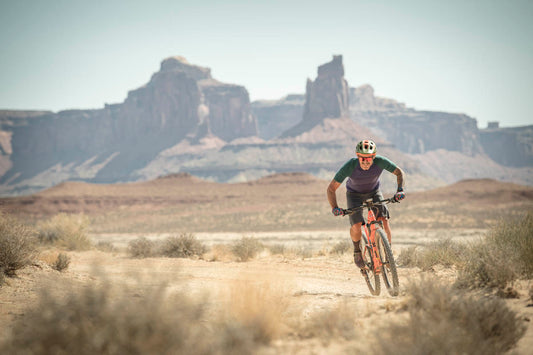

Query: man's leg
<box><xmin>350</xmin><ymin>222</ymin><xmax>363</xmax><ymax>242</ymax></box>
<box><xmin>350</xmin><ymin>223</ymin><xmax>365</xmax><ymax>268</ymax></box>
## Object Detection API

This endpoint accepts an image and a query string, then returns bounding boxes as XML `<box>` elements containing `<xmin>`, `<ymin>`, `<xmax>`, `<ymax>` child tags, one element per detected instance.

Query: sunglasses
<box><xmin>359</xmin><ymin>157</ymin><xmax>373</xmax><ymax>162</ymax></box>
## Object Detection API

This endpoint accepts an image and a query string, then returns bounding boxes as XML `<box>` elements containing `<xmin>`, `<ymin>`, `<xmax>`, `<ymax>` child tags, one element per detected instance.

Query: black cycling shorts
<box><xmin>346</xmin><ymin>189</ymin><xmax>390</xmax><ymax>226</ymax></box>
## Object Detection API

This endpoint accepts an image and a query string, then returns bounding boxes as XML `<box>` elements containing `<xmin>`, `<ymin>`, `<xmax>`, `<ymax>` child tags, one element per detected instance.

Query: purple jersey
<box><xmin>334</xmin><ymin>155</ymin><xmax>397</xmax><ymax>193</ymax></box>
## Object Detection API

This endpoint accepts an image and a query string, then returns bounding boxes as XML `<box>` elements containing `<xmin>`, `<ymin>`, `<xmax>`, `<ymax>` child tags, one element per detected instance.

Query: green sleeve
<box><xmin>374</xmin><ymin>155</ymin><xmax>397</xmax><ymax>173</ymax></box>
<box><xmin>334</xmin><ymin>159</ymin><xmax>358</xmax><ymax>182</ymax></box>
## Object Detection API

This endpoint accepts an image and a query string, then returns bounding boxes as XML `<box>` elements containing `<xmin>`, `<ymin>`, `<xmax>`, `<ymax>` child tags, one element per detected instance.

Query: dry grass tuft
<box><xmin>330</xmin><ymin>240</ymin><xmax>351</xmax><ymax>255</ymax></box>
<box><xmin>95</xmin><ymin>241</ymin><xmax>116</xmax><ymax>253</ymax></box>
<box><xmin>397</xmin><ymin>238</ymin><xmax>465</xmax><ymax>271</ymax></box>
<box><xmin>158</xmin><ymin>233</ymin><xmax>206</xmax><ymax>258</ymax></box>
<box><xmin>0</xmin><ymin>213</ymin><xmax>37</xmax><ymax>277</ymax></box>
<box><xmin>374</xmin><ymin>277</ymin><xmax>526</xmax><ymax>355</ymax></box>
<box><xmin>267</xmin><ymin>243</ymin><xmax>286</xmax><ymax>255</ymax></box>
<box><xmin>206</xmin><ymin>244</ymin><xmax>234</xmax><ymax>262</ymax></box>
<box><xmin>399</xmin><ymin>213</ymin><xmax>533</xmax><ymax>293</ymax></box>
<box><xmin>0</xmin><ymin>280</ymin><xmax>210</xmax><ymax>354</ymax></box>
<box><xmin>36</xmin><ymin>213</ymin><xmax>91</xmax><ymax>251</ymax></box>
<box><xmin>127</xmin><ymin>234</ymin><xmax>207</xmax><ymax>259</ymax></box>
<box><xmin>457</xmin><ymin>212</ymin><xmax>533</xmax><ymax>290</ymax></box>
<box><xmin>52</xmin><ymin>253</ymin><xmax>70</xmax><ymax>272</ymax></box>
<box><xmin>231</xmin><ymin>237</ymin><xmax>264</xmax><ymax>262</ymax></box>
<box><xmin>220</xmin><ymin>276</ymin><xmax>291</xmax><ymax>344</ymax></box>
<box><xmin>127</xmin><ymin>237</ymin><xmax>155</xmax><ymax>258</ymax></box>
<box><xmin>301</xmin><ymin>300</ymin><xmax>358</xmax><ymax>342</ymax></box>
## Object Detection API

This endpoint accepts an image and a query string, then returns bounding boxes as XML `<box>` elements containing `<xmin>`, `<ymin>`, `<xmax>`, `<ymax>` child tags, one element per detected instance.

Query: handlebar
<box><xmin>341</xmin><ymin>198</ymin><xmax>399</xmax><ymax>216</ymax></box>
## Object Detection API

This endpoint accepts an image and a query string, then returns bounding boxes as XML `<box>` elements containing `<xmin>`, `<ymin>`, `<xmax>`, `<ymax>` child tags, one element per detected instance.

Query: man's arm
<box><xmin>327</xmin><ymin>179</ymin><xmax>341</xmax><ymax>208</ymax></box>
<box><xmin>393</xmin><ymin>167</ymin><xmax>404</xmax><ymax>190</ymax></box>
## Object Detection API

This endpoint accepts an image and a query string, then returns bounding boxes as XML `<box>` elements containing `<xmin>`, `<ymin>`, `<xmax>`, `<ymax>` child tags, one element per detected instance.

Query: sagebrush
<box><xmin>0</xmin><ymin>213</ymin><xmax>36</xmax><ymax>276</ymax></box>
<box><xmin>158</xmin><ymin>233</ymin><xmax>206</xmax><ymax>258</ymax></box>
<box><xmin>397</xmin><ymin>238</ymin><xmax>465</xmax><ymax>271</ymax></box>
<box><xmin>0</xmin><ymin>278</ymin><xmax>290</xmax><ymax>354</ymax></box>
<box><xmin>457</xmin><ymin>212</ymin><xmax>533</xmax><ymax>289</ymax></box>
<box><xmin>53</xmin><ymin>253</ymin><xmax>71</xmax><ymax>272</ymax></box>
<box><xmin>398</xmin><ymin>213</ymin><xmax>533</xmax><ymax>291</ymax></box>
<box><xmin>128</xmin><ymin>234</ymin><xmax>206</xmax><ymax>259</ymax></box>
<box><xmin>36</xmin><ymin>213</ymin><xmax>91</xmax><ymax>250</ymax></box>
<box><xmin>232</xmin><ymin>237</ymin><xmax>263</xmax><ymax>262</ymax></box>
<box><xmin>127</xmin><ymin>237</ymin><xmax>155</xmax><ymax>258</ymax></box>
<box><xmin>374</xmin><ymin>277</ymin><xmax>525</xmax><ymax>355</ymax></box>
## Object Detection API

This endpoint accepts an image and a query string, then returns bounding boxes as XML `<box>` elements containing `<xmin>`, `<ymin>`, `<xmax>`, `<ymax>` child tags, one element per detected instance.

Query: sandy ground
<box><xmin>1</xmin><ymin>228</ymin><xmax>532</xmax><ymax>353</ymax></box>
<box><xmin>90</xmin><ymin>228</ymin><xmax>487</xmax><ymax>251</ymax></box>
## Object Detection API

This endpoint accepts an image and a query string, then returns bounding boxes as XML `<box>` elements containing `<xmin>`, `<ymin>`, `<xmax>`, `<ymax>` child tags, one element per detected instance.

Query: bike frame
<box><xmin>365</xmin><ymin>205</ymin><xmax>383</xmax><ymax>274</ymax></box>
<box><xmin>343</xmin><ymin>198</ymin><xmax>394</xmax><ymax>274</ymax></box>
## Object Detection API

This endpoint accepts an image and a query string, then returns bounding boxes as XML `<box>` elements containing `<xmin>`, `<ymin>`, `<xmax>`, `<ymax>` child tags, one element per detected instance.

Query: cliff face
<box><xmin>281</xmin><ymin>55</ymin><xmax>349</xmax><ymax>137</ymax></box>
<box><xmin>0</xmin><ymin>56</ymin><xmax>258</xmax><ymax>189</ymax></box>
<box><xmin>1</xmin><ymin>55</ymin><xmax>531</xmax><ymax>196</ymax></box>
<box><xmin>479</xmin><ymin>125</ymin><xmax>533</xmax><ymax>167</ymax></box>
<box><xmin>252</xmin><ymin>94</ymin><xmax>304</xmax><ymax>140</ymax></box>
<box><xmin>347</xmin><ymin>85</ymin><xmax>484</xmax><ymax>156</ymax></box>
<box><xmin>200</xmin><ymin>82</ymin><xmax>257</xmax><ymax>141</ymax></box>
<box><xmin>374</xmin><ymin>111</ymin><xmax>483</xmax><ymax>156</ymax></box>
<box><xmin>302</xmin><ymin>55</ymin><xmax>349</xmax><ymax>123</ymax></box>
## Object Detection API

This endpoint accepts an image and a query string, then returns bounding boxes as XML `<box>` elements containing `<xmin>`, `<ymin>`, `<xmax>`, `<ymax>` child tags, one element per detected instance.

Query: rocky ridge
<box><xmin>0</xmin><ymin>55</ymin><xmax>531</xmax><ymax>196</ymax></box>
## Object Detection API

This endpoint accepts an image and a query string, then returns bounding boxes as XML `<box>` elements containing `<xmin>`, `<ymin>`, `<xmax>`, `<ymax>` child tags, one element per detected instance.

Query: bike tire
<box><xmin>376</xmin><ymin>229</ymin><xmax>399</xmax><ymax>296</ymax></box>
<box><xmin>360</xmin><ymin>228</ymin><xmax>380</xmax><ymax>296</ymax></box>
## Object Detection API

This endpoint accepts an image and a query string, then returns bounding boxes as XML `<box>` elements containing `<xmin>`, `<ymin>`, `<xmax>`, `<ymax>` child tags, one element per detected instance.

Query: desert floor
<box><xmin>2</xmin><ymin>227</ymin><xmax>532</xmax><ymax>354</ymax></box>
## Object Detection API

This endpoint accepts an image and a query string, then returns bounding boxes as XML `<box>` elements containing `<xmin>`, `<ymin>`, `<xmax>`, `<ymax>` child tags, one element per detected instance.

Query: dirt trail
<box><xmin>2</xmin><ymin>230</ymin><xmax>532</xmax><ymax>353</ymax></box>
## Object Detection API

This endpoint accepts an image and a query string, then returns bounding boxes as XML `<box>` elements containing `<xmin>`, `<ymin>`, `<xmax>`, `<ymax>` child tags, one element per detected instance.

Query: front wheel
<box><xmin>360</xmin><ymin>228</ymin><xmax>380</xmax><ymax>296</ymax></box>
<box><xmin>377</xmin><ymin>229</ymin><xmax>399</xmax><ymax>296</ymax></box>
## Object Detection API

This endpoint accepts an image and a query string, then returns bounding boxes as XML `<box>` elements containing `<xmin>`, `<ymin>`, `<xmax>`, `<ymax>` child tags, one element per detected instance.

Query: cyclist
<box><xmin>327</xmin><ymin>139</ymin><xmax>405</xmax><ymax>269</ymax></box>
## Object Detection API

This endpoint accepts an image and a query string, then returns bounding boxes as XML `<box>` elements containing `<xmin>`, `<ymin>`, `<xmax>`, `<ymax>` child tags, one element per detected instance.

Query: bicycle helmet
<box><xmin>356</xmin><ymin>140</ymin><xmax>377</xmax><ymax>156</ymax></box>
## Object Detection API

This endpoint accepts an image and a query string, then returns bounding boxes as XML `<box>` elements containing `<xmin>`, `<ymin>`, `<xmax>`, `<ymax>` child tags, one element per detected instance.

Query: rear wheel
<box><xmin>377</xmin><ymin>229</ymin><xmax>399</xmax><ymax>296</ymax></box>
<box><xmin>360</xmin><ymin>228</ymin><xmax>380</xmax><ymax>296</ymax></box>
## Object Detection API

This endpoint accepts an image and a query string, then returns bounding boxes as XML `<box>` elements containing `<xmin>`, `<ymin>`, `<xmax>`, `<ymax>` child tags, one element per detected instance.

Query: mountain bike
<box><xmin>342</xmin><ymin>198</ymin><xmax>400</xmax><ymax>296</ymax></box>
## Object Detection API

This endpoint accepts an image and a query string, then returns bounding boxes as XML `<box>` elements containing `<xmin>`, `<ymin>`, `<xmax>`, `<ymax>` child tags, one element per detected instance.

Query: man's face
<box><xmin>358</xmin><ymin>154</ymin><xmax>374</xmax><ymax>170</ymax></box>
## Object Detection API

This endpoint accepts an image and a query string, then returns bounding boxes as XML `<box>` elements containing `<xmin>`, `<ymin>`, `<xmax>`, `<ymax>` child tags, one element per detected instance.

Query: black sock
<box><xmin>353</xmin><ymin>240</ymin><xmax>361</xmax><ymax>252</ymax></box>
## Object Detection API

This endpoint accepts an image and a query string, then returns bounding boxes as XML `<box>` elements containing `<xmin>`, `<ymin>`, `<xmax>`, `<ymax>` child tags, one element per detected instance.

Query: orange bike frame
<box><xmin>365</xmin><ymin>208</ymin><xmax>382</xmax><ymax>274</ymax></box>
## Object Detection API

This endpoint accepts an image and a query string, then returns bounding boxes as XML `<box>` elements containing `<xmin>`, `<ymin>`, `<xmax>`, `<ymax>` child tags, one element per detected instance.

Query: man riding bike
<box><xmin>327</xmin><ymin>139</ymin><xmax>405</xmax><ymax>269</ymax></box>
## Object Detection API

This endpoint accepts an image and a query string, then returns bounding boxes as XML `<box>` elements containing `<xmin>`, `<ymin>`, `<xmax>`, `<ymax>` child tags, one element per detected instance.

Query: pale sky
<box><xmin>1</xmin><ymin>0</ymin><xmax>532</xmax><ymax>128</ymax></box>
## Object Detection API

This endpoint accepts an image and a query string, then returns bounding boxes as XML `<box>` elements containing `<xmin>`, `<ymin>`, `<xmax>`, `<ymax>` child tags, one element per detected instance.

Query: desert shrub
<box><xmin>221</xmin><ymin>278</ymin><xmax>290</xmax><ymax>345</ymax></box>
<box><xmin>207</xmin><ymin>244</ymin><xmax>234</xmax><ymax>262</ymax></box>
<box><xmin>397</xmin><ymin>238</ymin><xmax>465</xmax><ymax>271</ymax></box>
<box><xmin>484</xmin><ymin>212</ymin><xmax>533</xmax><ymax>278</ymax></box>
<box><xmin>456</xmin><ymin>241</ymin><xmax>516</xmax><ymax>290</ymax></box>
<box><xmin>127</xmin><ymin>237</ymin><xmax>155</xmax><ymax>258</ymax></box>
<box><xmin>158</xmin><ymin>233</ymin><xmax>206</xmax><ymax>258</ymax></box>
<box><xmin>330</xmin><ymin>240</ymin><xmax>351</xmax><ymax>255</ymax></box>
<box><xmin>53</xmin><ymin>253</ymin><xmax>70</xmax><ymax>272</ymax></box>
<box><xmin>288</xmin><ymin>245</ymin><xmax>314</xmax><ymax>259</ymax></box>
<box><xmin>0</xmin><ymin>281</ymin><xmax>211</xmax><ymax>354</ymax></box>
<box><xmin>0</xmin><ymin>213</ymin><xmax>37</xmax><ymax>276</ymax></box>
<box><xmin>95</xmin><ymin>241</ymin><xmax>116</xmax><ymax>253</ymax></box>
<box><xmin>301</xmin><ymin>301</ymin><xmax>357</xmax><ymax>341</ymax></box>
<box><xmin>396</xmin><ymin>245</ymin><xmax>419</xmax><ymax>267</ymax></box>
<box><xmin>36</xmin><ymin>213</ymin><xmax>91</xmax><ymax>251</ymax></box>
<box><xmin>232</xmin><ymin>237</ymin><xmax>264</xmax><ymax>262</ymax></box>
<box><xmin>0</xmin><ymin>278</ymin><xmax>283</xmax><ymax>354</ymax></box>
<box><xmin>456</xmin><ymin>213</ymin><xmax>533</xmax><ymax>290</ymax></box>
<box><xmin>267</xmin><ymin>244</ymin><xmax>286</xmax><ymax>255</ymax></box>
<box><xmin>374</xmin><ymin>278</ymin><xmax>526</xmax><ymax>355</ymax></box>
